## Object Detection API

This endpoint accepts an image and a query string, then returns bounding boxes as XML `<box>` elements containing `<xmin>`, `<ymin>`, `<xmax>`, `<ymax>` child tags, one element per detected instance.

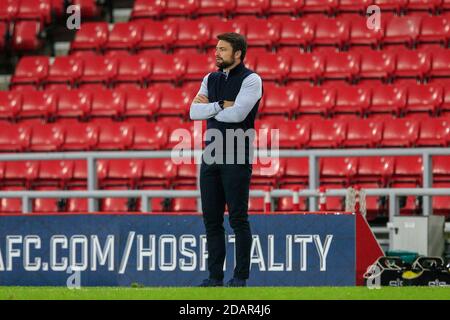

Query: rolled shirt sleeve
<box><xmin>189</xmin><ymin>73</ymin><xmax>223</xmax><ymax>120</ymax></box>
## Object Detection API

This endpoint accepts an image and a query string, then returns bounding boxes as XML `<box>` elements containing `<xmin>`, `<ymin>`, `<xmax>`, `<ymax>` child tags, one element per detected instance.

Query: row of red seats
<box><xmin>70</xmin><ymin>15</ymin><xmax>450</xmax><ymax>54</ymax></box>
<box><xmin>130</xmin><ymin>0</ymin><xmax>450</xmax><ymax>19</ymax></box>
<box><xmin>0</xmin><ymin>115</ymin><xmax>448</xmax><ymax>152</ymax></box>
<box><xmin>9</xmin><ymin>47</ymin><xmax>450</xmax><ymax>89</ymax></box>
<box><xmin>2</xmin><ymin>82</ymin><xmax>449</xmax><ymax>121</ymax></box>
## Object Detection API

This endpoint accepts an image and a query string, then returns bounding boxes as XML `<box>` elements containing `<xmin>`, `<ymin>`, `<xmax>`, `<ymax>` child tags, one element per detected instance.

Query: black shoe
<box><xmin>198</xmin><ymin>278</ymin><xmax>223</xmax><ymax>287</ymax></box>
<box><xmin>226</xmin><ymin>278</ymin><xmax>247</xmax><ymax>287</ymax></box>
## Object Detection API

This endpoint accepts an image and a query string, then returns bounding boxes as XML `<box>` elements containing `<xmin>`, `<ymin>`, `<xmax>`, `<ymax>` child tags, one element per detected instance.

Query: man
<box><xmin>189</xmin><ymin>33</ymin><xmax>263</xmax><ymax>287</ymax></box>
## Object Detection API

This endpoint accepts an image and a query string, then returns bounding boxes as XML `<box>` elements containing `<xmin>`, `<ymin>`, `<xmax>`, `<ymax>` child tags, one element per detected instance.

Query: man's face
<box><xmin>215</xmin><ymin>40</ymin><xmax>239</xmax><ymax>69</ymax></box>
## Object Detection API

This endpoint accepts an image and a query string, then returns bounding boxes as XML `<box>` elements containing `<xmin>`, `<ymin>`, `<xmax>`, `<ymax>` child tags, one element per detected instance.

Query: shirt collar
<box><xmin>219</xmin><ymin>62</ymin><xmax>245</xmax><ymax>78</ymax></box>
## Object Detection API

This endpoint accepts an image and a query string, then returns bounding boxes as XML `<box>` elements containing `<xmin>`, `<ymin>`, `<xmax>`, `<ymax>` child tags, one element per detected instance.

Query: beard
<box><xmin>216</xmin><ymin>57</ymin><xmax>235</xmax><ymax>69</ymax></box>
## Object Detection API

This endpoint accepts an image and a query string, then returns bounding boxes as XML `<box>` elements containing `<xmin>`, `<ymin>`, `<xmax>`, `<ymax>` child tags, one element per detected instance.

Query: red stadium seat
<box><xmin>394</xmin><ymin>48</ymin><xmax>431</xmax><ymax>80</ymax></box>
<box><xmin>70</xmin><ymin>22</ymin><xmax>109</xmax><ymax>52</ymax></box>
<box><xmin>60</xmin><ymin>120</ymin><xmax>99</xmax><ymax>151</ymax></box>
<box><xmin>174</xmin><ymin>161</ymin><xmax>197</xmax><ymax>186</ymax></box>
<box><xmin>358</xmin><ymin>182</ymin><xmax>385</xmax><ymax>221</ymax></box>
<box><xmin>72</xmin><ymin>0</ymin><xmax>101</xmax><ymax>18</ymax></box>
<box><xmin>0</xmin><ymin>122</ymin><xmax>30</xmax><ymax>152</ymax></box>
<box><xmin>358</xmin><ymin>49</ymin><xmax>396</xmax><ymax>81</ymax></box>
<box><xmin>141</xmin><ymin>51</ymin><xmax>186</xmax><ymax>83</ymax></box>
<box><xmin>12</xmin><ymin>21</ymin><xmax>43</xmax><ymax>52</ymax></box>
<box><xmin>279</xmin><ymin>158</ymin><xmax>309</xmax><ymax>186</ymax></box>
<box><xmin>381</xmin><ymin>118</ymin><xmax>419</xmax><ymax>147</ymax></box>
<box><xmin>29</xmin><ymin>123</ymin><xmax>65</xmax><ymax>151</ymax></box>
<box><xmin>297</xmin><ymin>86</ymin><xmax>335</xmax><ymax>116</ymax></box>
<box><xmin>322</xmin><ymin>51</ymin><xmax>360</xmax><ymax>81</ymax></box>
<box><xmin>89</xmin><ymin>89</ymin><xmax>126</xmax><ymax>119</ymax></box>
<box><xmin>404</xmin><ymin>84</ymin><xmax>443</xmax><ymax>115</ymax></box>
<box><xmin>286</xmin><ymin>52</ymin><xmax>324</xmax><ymax>83</ymax></box>
<box><xmin>92</xmin><ymin>119</ymin><xmax>133</xmax><ymax>150</ymax></box>
<box><xmin>320</xmin><ymin>157</ymin><xmax>358</xmax><ymax>185</ymax></box>
<box><xmin>174</xmin><ymin>20</ymin><xmax>210</xmax><ymax>49</ymax></box>
<box><xmin>0</xmin><ymin>0</ymin><xmax>19</xmax><ymax>22</ymax></box>
<box><xmin>391</xmin><ymin>182</ymin><xmax>420</xmax><ymax>215</ymax></box>
<box><xmin>55</xmin><ymin>89</ymin><xmax>92</xmax><ymax>119</ymax></box>
<box><xmin>0</xmin><ymin>186</ymin><xmax>25</xmax><ymax>213</ymax></box>
<box><xmin>433</xmin><ymin>155</ymin><xmax>450</xmax><ymax>182</ymax></box>
<box><xmin>251</xmin><ymin>158</ymin><xmax>285</xmax><ymax>186</ymax></box>
<box><xmin>122</xmin><ymin>88</ymin><xmax>160</xmax><ymax>119</ymax></box>
<box><xmin>138</xmin><ymin>186</ymin><xmax>170</xmax><ymax>212</ymax></box>
<box><xmin>318</xmin><ymin>184</ymin><xmax>345</xmax><ymax>211</ymax></box>
<box><xmin>35</xmin><ymin>160</ymin><xmax>74</xmax><ymax>187</ymax></box>
<box><xmin>135</xmin><ymin>20</ymin><xmax>177</xmax><ymax>50</ymax></box>
<box><xmin>432</xmin><ymin>182</ymin><xmax>450</xmax><ymax>217</ymax></box>
<box><xmin>373</xmin><ymin>0</ymin><xmax>408</xmax><ymax>12</ymax></box>
<box><xmin>2</xmin><ymin>161</ymin><xmax>39</xmax><ymax>187</ymax></box>
<box><xmin>66</xmin><ymin>186</ymin><xmax>88</xmax><ymax>212</ymax></box>
<box><xmin>0</xmin><ymin>91</ymin><xmax>22</xmax><ymax>120</ymax></box>
<box><xmin>180</xmin><ymin>53</ymin><xmax>216</xmax><ymax>81</ymax></box>
<box><xmin>392</xmin><ymin>156</ymin><xmax>423</xmax><ymax>184</ymax></box>
<box><xmin>140</xmin><ymin>159</ymin><xmax>178</xmax><ymax>187</ymax></box>
<box><xmin>333</xmin><ymin>84</ymin><xmax>371</xmax><ymax>115</ymax></box>
<box><xmin>19</xmin><ymin>90</ymin><xmax>57</xmax><ymax>120</ymax></box>
<box><xmin>159</xmin><ymin>86</ymin><xmax>194</xmax><ymax>118</ymax></box>
<box><xmin>11</xmin><ymin>56</ymin><xmax>49</xmax><ymax>87</ymax></box>
<box><xmin>205</xmin><ymin>17</ymin><xmax>246</xmax><ymax>47</ymax></box>
<box><xmin>276</xmin><ymin>184</ymin><xmax>308</xmax><ymax>211</ymax></box>
<box><xmin>407</xmin><ymin>0</ymin><xmax>443</xmax><ymax>11</ymax></box>
<box><xmin>238</xmin><ymin>16</ymin><xmax>280</xmax><ymax>47</ymax></box>
<box><xmin>342</xmin><ymin>119</ymin><xmax>383</xmax><ymax>148</ymax></box>
<box><xmin>307</xmin><ymin>119</ymin><xmax>346</xmax><ymax>148</ymax></box>
<box><xmin>342</xmin><ymin>15</ymin><xmax>385</xmax><ymax>47</ymax></box>
<box><xmin>131</xmin><ymin>0</ymin><xmax>166</xmax><ymax>19</ymax></box>
<box><xmin>313</xmin><ymin>17</ymin><xmax>350</xmax><ymax>48</ymax></box>
<box><xmin>257</xmin><ymin>118</ymin><xmax>309</xmax><ymax>149</ymax></box>
<box><xmin>165</xmin><ymin>0</ymin><xmax>199</xmax><ymax>16</ymax></box>
<box><xmin>276</xmin><ymin>17</ymin><xmax>315</xmax><ymax>49</ymax></box>
<box><xmin>416</xmin><ymin>118</ymin><xmax>450</xmax><ymax>147</ymax></box>
<box><xmin>268</xmin><ymin>0</ymin><xmax>304</xmax><ymax>14</ymax></box>
<box><xmin>384</xmin><ymin>15</ymin><xmax>422</xmax><ymax>46</ymax></box>
<box><xmin>100</xmin><ymin>186</ymin><xmax>135</xmax><ymax>212</ymax></box>
<box><xmin>235</xmin><ymin>0</ymin><xmax>270</xmax><ymax>15</ymax></box>
<box><xmin>260</xmin><ymin>83</ymin><xmax>299</xmax><ymax>117</ymax></box>
<box><xmin>105</xmin><ymin>22</ymin><xmax>143</xmax><ymax>52</ymax></box>
<box><xmin>419</xmin><ymin>15</ymin><xmax>450</xmax><ymax>45</ymax></box>
<box><xmin>443</xmin><ymin>85</ymin><xmax>450</xmax><ymax>114</ymax></box>
<box><xmin>46</xmin><ymin>56</ymin><xmax>83</xmax><ymax>87</ymax></box>
<box><xmin>99</xmin><ymin>159</ymin><xmax>144</xmax><ymax>188</ymax></box>
<box><xmin>367</xmin><ymin>84</ymin><xmax>406</xmax><ymax>116</ymax></box>
<box><xmin>17</xmin><ymin>0</ymin><xmax>52</xmax><ymax>25</ymax></box>
<box><xmin>429</xmin><ymin>48</ymin><xmax>450</xmax><ymax>78</ymax></box>
<box><xmin>114</xmin><ymin>54</ymin><xmax>151</xmax><ymax>86</ymax></box>
<box><xmin>354</xmin><ymin>156</ymin><xmax>395</xmax><ymax>185</ymax></box>
<box><xmin>129</xmin><ymin>121</ymin><xmax>168</xmax><ymax>150</ymax></box>
<box><xmin>79</xmin><ymin>56</ymin><xmax>118</xmax><ymax>87</ymax></box>
<box><xmin>0</xmin><ymin>21</ymin><xmax>7</xmax><ymax>50</ymax></box>
<box><xmin>254</xmin><ymin>52</ymin><xmax>290</xmax><ymax>82</ymax></box>
<box><xmin>303</xmin><ymin>0</ymin><xmax>339</xmax><ymax>13</ymax></box>
<box><xmin>197</xmin><ymin>0</ymin><xmax>236</xmax><ymax>15</ymax></box>
<box><xmin>338</xmin><ymin>0</ymin><xmax>372</xmax><ymax>12</ymax></box>
<box><xmin>172</xmin><ymin>185</ymin><xmax>198</xmax><ymax>212</ymax></box>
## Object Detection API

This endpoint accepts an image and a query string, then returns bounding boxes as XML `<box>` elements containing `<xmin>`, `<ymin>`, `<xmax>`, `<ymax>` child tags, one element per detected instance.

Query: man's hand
<box><xmin>223</xmin><ymin>100</ymin><xmax>234</xmax><ymax>108</ymax></box>
<box><xmin>193</xmin><ymin>94</ymin><xmax>209</xmax><ymax>104</ymax></box>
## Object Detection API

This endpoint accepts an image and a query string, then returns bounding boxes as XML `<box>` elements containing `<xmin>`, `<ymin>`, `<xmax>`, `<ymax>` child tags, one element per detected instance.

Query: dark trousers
<box><xmin>200</xmin><ymin>159</ymin><xmax>253</xmax><ymax>281</ymax></box>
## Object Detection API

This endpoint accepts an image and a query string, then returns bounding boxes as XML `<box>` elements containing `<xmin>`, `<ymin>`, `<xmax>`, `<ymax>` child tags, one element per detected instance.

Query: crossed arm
<box><xmin>189</xmin><ymin>73</ymin><xmax>263</xmax><ymax>123</ymax></box>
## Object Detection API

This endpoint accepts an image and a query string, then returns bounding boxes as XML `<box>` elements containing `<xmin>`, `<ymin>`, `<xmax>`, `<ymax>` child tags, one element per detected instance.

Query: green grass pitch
<box><xmin>0</xmin><ymin>286</ymin><xmax>449</xmax><ymax>300</ymax></box>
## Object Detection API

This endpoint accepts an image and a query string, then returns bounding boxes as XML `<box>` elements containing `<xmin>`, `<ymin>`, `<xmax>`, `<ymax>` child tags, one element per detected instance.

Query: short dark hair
<box><xmin>217</xmin><ymin>32</ymin><xmax>247</xmax><ymax>62</ymax></box>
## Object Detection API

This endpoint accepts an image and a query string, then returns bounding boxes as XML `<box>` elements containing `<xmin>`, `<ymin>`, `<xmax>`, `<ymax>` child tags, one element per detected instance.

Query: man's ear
<box><xmin>234</xmin><ymin>50</ymin><xmax>242</xmax><ymax>60</ymax></box>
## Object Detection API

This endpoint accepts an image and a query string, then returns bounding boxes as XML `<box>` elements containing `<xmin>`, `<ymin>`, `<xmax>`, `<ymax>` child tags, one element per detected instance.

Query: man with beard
<box><xmin>189</xmin><ymin>33</ymin><xmax>263</xmax><ymax>287</ymax></box>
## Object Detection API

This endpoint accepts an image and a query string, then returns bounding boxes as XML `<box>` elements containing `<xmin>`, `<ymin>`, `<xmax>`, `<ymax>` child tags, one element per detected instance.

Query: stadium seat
<box><xmin>130</xmin><ymin>0</ymin><xmax>166</xmax><ymax>19</ymax></box>
<box><xmin>141</xmin><ymin>51</ymin><xmax>186</xmax><ymax>83</ymax></box>
<box><xmin>320</xmin><ymin>157</ymin><xmax>358</xmax><ymax>185</ymax></box>
<box><xmin>358</xmin><ymin>49</ymin><xmax>396</xmax><ymax>81</ymax></box>
<box><xmin>251</xmin><ymin>158</ymin><xmax>285</xmax><ymax>186</ymax></box>
<box><xmin>373</xmin><ymin>0</ymin><xmax>408</xmax><ymax>13</ymax></box>
<box><xmin>302</xmin><ymin>0</ymin><xmax>339</xmax><ymax>14</ymax></box>
<box><xmin>268</xmin><ymin>0</ymin><xmax>304</xmax><ymax>14</ymax></box>
<box><xmin>86</xmin><ymin>89</ymin><xmax>125</xmax><ymax>119</ymax></box>
<box><xmin>383</xmin><ymin>15</ymin><xmax>422</xmax><ymax>46</ymax></box>
<box><xmin>159</xmin><ymin>86</ymin><xmax>194</xmax><ymax>118</ymax></box>
<box><xmin>238</xmin><ymin>16</ymin><xmax>280</xmax><ymax>48</ymax></box>
<box><xmin>276</xmin><ymin>17</ymin><xmax>315</xmax><ymax>49</ymax></box>
<box><xmin>138</xmin><ymin>186</ymin><xmax>170</xmax><ymax>212</ymax></box>
<box><xmin>35</xmin><ymin>160</ymin><xmax>74</xmax><ymax>187</ymax></box>
<box><xmin>260</xmin><ymin>83</ymin><xmax>299</xmax><ymax>117</ymax></box>
<box><xmin>432</xmin><ymin>182</ymin><xmax>450</xmax><ymax>217</ymax></box>
<box><xmin>276</xmin><ymin>184</ymin><xmax>308</xmax><ymax>212</ymax></box>
<box><xmin>278</xmin><ymin>158</ymin><xmax>309</xmax><ymax>186</ymax></box>
<box><xmin>66</xmin><ymin>186</ymin><xmax>88</xmax><ymax>212</ymax></box>
<box><xmin>286</xmin><ymin>52</ymin><xmax>324</xmax><ymax>83</ymax></box>
<box><xmin>70</xmin><ymin>22</ymin><xmax>109</xmax><ymax>52</ymax></box>
<box><xmin>205</xmin><ymin>17</ymin><xmax>246</xmax><ymax>48</ymax></box>
<box><xmin>139</xmin><ymin>159</ymin><xmax>178</xmax><ymax>187</ymax></box>
<box><xmin>0</xmin><ymin>21</ymin><xmax>7</xmax><ymax>51</ymax></box>
<box><xmin>0</xmin><ymin>0</ymin><xmax>19</xmax><ymax>22</ymax></box>
<box><xmin>407</xmin><ymin>0</ymin><xmax>443</xmax><ymax>12</ymax></box>
<box><xmin>114</xmin><ymin>55</ymin><xmax>151</xmax><ymax>87</ymax></box>
<box><xmin>0</xmin><ymin>186</ymin><xmax>25</xmax><ymax>213</ymax></box>
<box><xmin>443</xmin><ymin>85</ymin><xmax>450</xmax><ymax>114</ymax></box>
<box><xmin>313</xmin><ymin>17</ymin><xmax>350</xmax><ymax>49</ymax></box>
<box><xmin>392</xmin><ymin>156</ymin><xmax>423</xmax><ymax>184</ymax></box>
<box><xmin>100</xmin><ymin>186</ymin><xmax>136</xmax><ymax>212</ymax></box>
<box><xmin>59</xmin><ymin>120</ymin><xmax>98</xmax><ymax>151</ymax></box>
<box><xmin>318</xmin><ymin>184</ymin><xmax>345</xmax><ymax>212</ymax></box>
<box><xmin>172</xmin><ymin>185</ymin><xmax>198</xmax><ymax>212</ymax></box>
<box><xmin>297</xmin><ymin>86</ymin><xmax>335</xmax><ymax>116</ymax></box>
<box><xmin>135</xmin><ymin>19</ymin><xmax>177</xmax><ymax>51</ymax></box>
<box><xmin>79</xmin><ymin>56</ymin><xmax>118</xmax><ymax>87</ymax></box>
<box><xmin>254</xmin><ymin>52</ymin><xmax>290</xmax><ymax>82</ymax></box>
<box><xmin>354</xmin><ymin>156</ymin><xmax>395</xmax><ymax>185</ymax></box>
<box><xmin>433</xmin><ymin>155</ymin><xmax>450</xmax><ymax>182</ymax></box>
<box><xmin>258</xmin><ymin>118</ymin><xmax>310</xmax><ymax>148</ymax></box>
<box><xmin>99</xmin><ymin>159</ymin><xmax>144</xmax><ymax>188</ymax></box>
<box><xmin>404</xmin><ymin>84</ymin><xmax>443</xmax><ymax>115</ymax></box>
<box><xmin>197</xmin><ymin>0</ymin><xmax>236</xmax><ymax>15</ymax></box>
<box><xmin>322</xmin><ymin>51</ymin><xmax>360</xmax><ymax>81</ymax></box>
<box><xmin>393</xmin><ymin>48</ymin><xmax>431</xmax><ymax>80</ymax></box>
<box><xmin>129</xmin><ymin>121</ymin><xmax>168</xmax><ymax>150</ymax></box>
<box><xmin>11</xmin><ymin>56</ymin><xmax>49</xmax><ymax>88</ymax></box>
<box><xmin>12</xmin><ymin>20</ymin><xmax>43</xmax><ymax>52</ymax></box>
<box><xmin>180</xmin><ymin>53</ymin><xmax>216</xmax><ymax>81</ymax></box>
<box><xmin>121</xmin><ymin>88</ymin><xmax>160</xmax><ymax>119</ymax></box>
<box><xmin>342</xmin><ymin>119</ymin><xmax>383</xmax><ymax>148</ymax></box>
<box><xmin>165</xmin><ymin>0</ymin><xmax>200</xmax><ymax>16</ymax></box>
<box><xmin>2</xmin><ymin>161</ymin><xmax>39</xmax><ymax>187</ymax></box>
<box><xmin>234</xmin><ymin>0</ymin><xmax>270</xmax><ymax>15</ymax></box>
<box><xmin>46</xmin><ymin>56</ymin><xmax>83</xmax><ymax>87</ymax></box>
<box><xmin>29</xmin><ymin>123</ymin><xmax>65</xmax><ymax>151</ymax></box>
<box><xmin>338</xmin><ymin>0</ymin><xmax>372</xmax><ymax>13</ymax></box>
<box><xmin>366</xmin><ymin>84</ymin><xmax>406</xmax><ymax>116</ymax></box>
<box><xmin>380</xmin><ymin>118</ymin><xmax>419</xmax><ymax>147</ymax></box>
<box><xmin>0</xmin><ymin>91</ymin><xmax>22</xmax><ymax>120</ymax></box>
<box><xmin>333</xmin><ymin>84</ymin><xmax>371</xmax><ymax>115</ymax></box>
<box><xmin>105</xmin><ymin>22</ymin><xmax>143</xmax><ymax>52</ymax></box>
<box><xmin>0</xmin><ymin>122</ymin><xmax>30</xmax><ymax>152</ymax></box>
<box><xmin>357</xmin><ymin>182</ymin><xmax>386</xmax><ymax>221</ymax></box>
<box><xmin>17</xmin><ymin>0</ymin><xmax>52</xmax><ymax>25</ymax></box>
<box><xmin>94</xmin><ymin>119</ymin><xmax>133</xmax><ymax>150</ymax></box>
<box><xmin>429</xmin><ymin>48</ymin><xmax>450</xmax><ymax>78</ymax></box>
<box><xmin>55</xmin><ymin>89</ymin><xmax>92</xmax><ymax>119</ymax></box>
<box><xmin>343</xmin><ymin>15</ymin><xmax>385</xmax><ymax>47</ymax></box>
<box><xmin>174</xmin><ymin>20</ymin><xmax>210</xmax><ymax>49</ymax></box>
<box><xmin>391</xmin><ymin>182</ymin><xmax>420</xmax><ymax>215</ymax></box>
<box><xmin>19</xmin><ymin>90</ymin><xmax>57</xmax><ymax>120</ymax></box>
<box><xmin>418</xmin><ymin>15</ymin><xmax>450</xmax><ymax>45</ymax></box>
<box><xmin>174</xmin><ymin>161</ymin><xmax>197</xmax><ymax>186</ymax></box>
<box><xmin>307</xmin><ymin>119</ymin><xmax>346</xmax><ymax>148</ymax></box>
<box><xmin>72</xmin><ymin>0</ymin><xmax>102</xmax><ymax>18</ymax></box>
